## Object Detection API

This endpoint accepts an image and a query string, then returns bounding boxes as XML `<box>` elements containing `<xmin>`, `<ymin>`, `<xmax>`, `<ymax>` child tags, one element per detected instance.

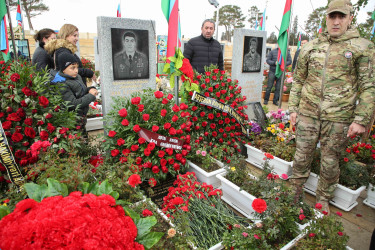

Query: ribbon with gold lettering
<box><xmin>0</xmin><ymin>122</ymin><xmax>25</xmax><ymax>190</ymax></box>
<box><xmin>138</xmin><ymin>127</ymin><xmax>184</xmax><ymax>150</ymax></box>
<box><xmin>191</xmin><ymin>91</ymin><xmax>249</xmax><ymax>137</ymax></box>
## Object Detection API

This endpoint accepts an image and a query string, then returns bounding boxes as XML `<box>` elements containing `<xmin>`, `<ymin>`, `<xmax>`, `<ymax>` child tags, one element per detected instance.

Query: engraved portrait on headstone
<box><xmin>111</xmin><ymin>28</ymin><xmax>149</xmax><ymax>80</ymax></box>
<box><xmin>242</xmin><ymin>36</ymin><xmax>263</xmax><ymax>73</ymax></box>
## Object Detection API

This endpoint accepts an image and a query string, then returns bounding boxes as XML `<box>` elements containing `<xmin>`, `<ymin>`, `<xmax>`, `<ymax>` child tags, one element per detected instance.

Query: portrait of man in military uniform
<box><xmin>242</xmin><ymin>36</ymin><xmax>263</xmax><ymax>73</ymax></box>
<box><xmin>111</xmin><ymin>29</ymin><xmax>149</xmax><ymax>80</ymax></box>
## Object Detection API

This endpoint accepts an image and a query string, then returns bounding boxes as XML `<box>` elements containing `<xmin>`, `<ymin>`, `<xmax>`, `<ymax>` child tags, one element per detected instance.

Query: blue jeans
<box><xmin>264</xmin><ymin>70</ymin><xmax>281</xmax><ymax>103</ymax></box>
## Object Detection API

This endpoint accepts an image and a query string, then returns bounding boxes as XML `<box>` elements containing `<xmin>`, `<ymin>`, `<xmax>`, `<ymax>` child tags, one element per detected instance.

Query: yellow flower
<box><xmin>280</xmin><ymin>138</ymin><xmax>285</xmax><ymax>142</ymax></box>
<box><xmin>267</xmin><ymin>127</ymin><xmax>271</xmax><ymax>131</ymax></box>
<box><xmin>271</xmin><ymin>129</ymin><xmax>275</xmax><ymax>134</ymax></box>
<box><xmin>231</xmin><ymin>167</ymin><xmax>236</xmax><ymax>171</ymax></box>
<box><xmin>271</xmin><ymin>124</ymin><xmax>275</xmax><ymax>128</ymax></box>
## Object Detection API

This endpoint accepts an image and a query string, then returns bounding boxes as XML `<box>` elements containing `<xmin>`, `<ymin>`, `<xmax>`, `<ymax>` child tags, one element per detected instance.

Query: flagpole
<box><xmin>5</xmin><ymin>0</ymin><xmax>17</xmax><ymax>60</ymax></box>
<box><xmin>278</xmin><ymin>0</ymin><xmax>293</xmax><ymax>109</ymax></box>
<box><xmin>174</xmin><ymin>0</ymin><xmax>179</xmax><ymax>105</ymax></box>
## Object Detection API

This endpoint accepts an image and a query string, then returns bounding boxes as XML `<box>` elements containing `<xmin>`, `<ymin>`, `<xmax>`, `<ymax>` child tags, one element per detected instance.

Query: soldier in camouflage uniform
<box><xmin>113</xmin><ymin>31</ymin><xmax>149</xmax><ymax>80</ymax></box>
<box><xmin>288</xmin><ymin>0</ymin><xmax>375</xmax><ymax>214</ymax></box>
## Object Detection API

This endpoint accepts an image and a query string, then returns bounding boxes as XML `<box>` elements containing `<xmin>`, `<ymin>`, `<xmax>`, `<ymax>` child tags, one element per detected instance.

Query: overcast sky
<box><xmin>15</xmin><ymin>0</ymin><xmax>375</xmax><ymax>40</ymax></box>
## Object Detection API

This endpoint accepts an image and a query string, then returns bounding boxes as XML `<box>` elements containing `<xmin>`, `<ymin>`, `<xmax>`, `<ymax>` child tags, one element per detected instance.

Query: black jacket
<box><xmin>183</xmin><ymin>34</ymin><xmax>223</xmax><ymax>74</ymax></box>
<box><xmin>45</xmin><ymin>39</ymin><xmax>94</xmax><ymax>85</ymax></box>
<box><xmin>266</xmin><ymin>48</ymin><xmax>292</xmax><ymax>73</ymax></box>
<box><xmin>51</xmin><ymin>71</ymin><xmax>96</xmax><ymax>116</ymax></box>
<box><xmin>32</xmin><ymin>45</ymin><xmax>54</xmax><ymax>71</ymax></box>
<box><xmin>292</xmin><ymin>49</ymin><xmax>300</xmax><ymax>72</ymax></box>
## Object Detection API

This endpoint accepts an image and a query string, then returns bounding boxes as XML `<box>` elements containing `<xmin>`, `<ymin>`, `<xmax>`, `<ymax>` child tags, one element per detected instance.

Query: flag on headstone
<box><xmin>258</xmin><ymin>8</ymin><xmax>266</xmax><ymax>31</ymax></box>
<box><xmin>16</xmin><ymin>0</ymin><xmax>22</xmax><ymax>26</ymax></box>
<box><xmin>0</xmin><ymin>0</ymin><xmax>10</xmax><ymax>62</ymax></box>
<box><xmin>117</xmin><ymin>3</ymin><xmax>121</xmax><ymax>17</ymax></box>
<box><xmin>275</xmin><ymin>0</ymin><xmax>292</xmax><ymax>78</ymax></box>
<box><xmin>161</xmin><ymin>0</ymin><xmax>181</xmax><ymax>60</ymax></box>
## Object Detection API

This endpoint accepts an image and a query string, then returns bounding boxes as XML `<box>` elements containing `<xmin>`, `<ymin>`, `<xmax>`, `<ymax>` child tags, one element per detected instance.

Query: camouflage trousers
<box><xmin>289</xmin><ymin>115</ymin><xmax>350</xmax><ymax>201</ymax></box>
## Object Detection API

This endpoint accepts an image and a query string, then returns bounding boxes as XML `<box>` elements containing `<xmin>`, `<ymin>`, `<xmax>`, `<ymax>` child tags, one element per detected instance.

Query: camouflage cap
<box><xmin>327</xmin><ymin>0</ymin><xmax>353</xmax><ymax>15</ymax></box>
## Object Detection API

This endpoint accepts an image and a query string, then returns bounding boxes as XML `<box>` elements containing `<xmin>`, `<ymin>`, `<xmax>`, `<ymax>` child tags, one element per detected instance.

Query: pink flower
<box><xmin>281</xmin><ymin>174</ymin><xmax>288</xmax><ymax>180</ymax></box>
<box><xmin>201</xmin><ymin>151</ymin><xmax>207</xmax><ymax>156</ymax></box>
<box><xmin>242</xmin><ymin>232</ymin><xmax>248</xmax><ymax>237</ymax></box>
<box><xmin>254</xmin><ymin>234</ymin><xmax>260</xmax><ymax>239</ymax></box>
<box><xmin>336</xmin><ymin>212</ymin><xmax>342</xmax><ymax>216</ymax></box>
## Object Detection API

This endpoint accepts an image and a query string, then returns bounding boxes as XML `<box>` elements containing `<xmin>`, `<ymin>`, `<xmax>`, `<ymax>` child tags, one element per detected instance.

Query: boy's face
<box><xmin>63</xmin><ymin>63</ymin><xmax>79</xmax><ymax>77</ymax></box>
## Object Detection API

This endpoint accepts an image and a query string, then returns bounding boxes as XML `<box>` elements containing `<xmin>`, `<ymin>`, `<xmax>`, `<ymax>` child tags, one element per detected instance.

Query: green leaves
<box><xmin>0</xmin><ymin>205</ymin><xmax>10</xmax><ymax>220</ymax></box>
<box><xmin>24</xmin><ymin>179</ymin><xmax>66</xmax><ymax>202</ymax></box>
<box><xmin>80</xmin><ymin>180</ymin><xmax>120</xmax><ymax>200</ymax></box>
<box><xmin>24</xmin><ymin>179</ymin><xmax>119</xmax><ymax>202</ymax></box>
<box><xmin>124</xmin><ymin>206</ymin><xmax>164</xmax><ymax>249</ymax></box>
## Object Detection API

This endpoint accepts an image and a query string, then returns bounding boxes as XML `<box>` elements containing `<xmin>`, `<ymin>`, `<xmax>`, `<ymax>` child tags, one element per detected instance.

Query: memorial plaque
<box><xmin>232</xmin><ymin>29</ymin><xmax>267</xmax><ymax>104</ymax></box>
<box><xmin>97</xmin><ymin>17</ymin><xmax>156</xmax><ymax>115</ymax></box>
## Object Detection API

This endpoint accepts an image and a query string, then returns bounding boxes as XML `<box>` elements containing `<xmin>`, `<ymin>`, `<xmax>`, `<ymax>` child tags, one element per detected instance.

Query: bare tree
<box><xmin>9</xmin><ymin>0</ymin><xmax>49</xmax><ymax>30</ymax></box>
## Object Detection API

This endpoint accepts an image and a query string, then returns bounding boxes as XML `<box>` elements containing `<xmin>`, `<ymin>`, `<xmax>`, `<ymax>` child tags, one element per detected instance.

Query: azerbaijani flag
<box><xmin>0</xmin><ymin>0</ymin><xmax>10</xmax><ymax>62</ymax></box>
<box><xmin>275</xmin><ymin>0</ymin><xmax>292</xmax><ymax>78</ymax></box>
<box><xmin>117</xmin><ymin>3</ymin><xmax>121</xmax><ymax>17</ymax></box>
<box><xmin>257</xmin><ymin>8</ymin><xmax>266</xmax><ymax>31</ymax></box>
<box><xmin>318</xmin><ymin>24</ymin><xmax>322</xmax><ymax>34</ymax></box>
<box><xmin>254</xmin><ymin>19</ymin><xmax>258</xmax><ymax>30</ymax></box>
<box><xmin>297</xmin><ymin>32</ymin><xmax>302</xmax><ymax>50</ymax></box>
<box><xmin>16</xmin><ymin>0</ymin><xmax>22</xmax><ymax>26</ymax></box>
<box><xmin>161</xmin><ymin>0</ymin><xmax>181</xmax><ymax>61</ymax></box>
<box><xmin>371</xmin><ymin>11</ymin><xmax>375</xmax><ymax>38</ymax></box>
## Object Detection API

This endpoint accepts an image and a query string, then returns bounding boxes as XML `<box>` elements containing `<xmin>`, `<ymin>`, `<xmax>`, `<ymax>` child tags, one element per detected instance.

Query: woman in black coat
<box><xmin>45</xmin><ymin>24</ymin><xmax>96</xmax><ymax>85</ymax></box>
<box><xmin>32</xmin><ymin>28</ymin><xmax>56</xmax><ymax>71</ymax></box>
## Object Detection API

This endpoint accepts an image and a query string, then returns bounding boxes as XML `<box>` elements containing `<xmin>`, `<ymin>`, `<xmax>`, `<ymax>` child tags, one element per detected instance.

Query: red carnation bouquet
<box><xmin>103</xmin><ymin>89</ymin><xmax>192</xmax><ymax>185</ymax></box>
<box><xmin>182</xmin><ymin>65</ymin><xmax>250</xmax><ymax>164</ymax></box>
<box><xmin>0</xmin><ymin>191</ymin><xmax>144</xmax><ymax>249</ymax></box>
<box><xmin>0</xmin><ymin>60</ymin><xmax>81</xmax><ymax>186</ymax></box>
<box><xmin>81</xmin><ymin>57</ymin><xmax>95</xmax><ymax>71</ymax></box>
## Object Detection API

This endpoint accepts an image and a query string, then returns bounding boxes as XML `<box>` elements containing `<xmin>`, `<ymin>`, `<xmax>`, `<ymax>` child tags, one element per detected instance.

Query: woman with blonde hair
<box><xmin>45</xmin><ymin>24</ymin><xmax>96</xmax><ymax>85</ymax></box>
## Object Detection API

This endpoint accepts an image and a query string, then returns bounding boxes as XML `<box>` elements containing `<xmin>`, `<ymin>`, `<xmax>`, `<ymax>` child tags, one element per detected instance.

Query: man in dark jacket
<box><xmin>183</xmin><ymin>19</ymin><xmax>223</xmax><ymax>74</ymax></box>
<box><xmin>263</xmin><ymin>47</ymin><xmax>292</xmax><ymax>105</ymax></box>
<box><xmin>292</xmin><ymin>39</ymin><xmax>308</xmax><ymax>72</ymax></box>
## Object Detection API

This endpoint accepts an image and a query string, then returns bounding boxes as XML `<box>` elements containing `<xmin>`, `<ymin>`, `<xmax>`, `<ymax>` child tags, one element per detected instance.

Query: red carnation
<box><xmin>161</xmin><ymin>109</ymin><xmax>167</xmax><ymax>117</ymax></box>
<box><xmin>118</xmin><ymin>108</ymin><xmax>128</xmax><ymax>117</ymax></box>
<box><xmin>154</xmin><ymin>91</ymin><xmax>163</xmax><ymax>98</ymax></box>
<box><xmin>152</xmin><ymin>125</ymin><xmax>159</xmax><ymax>132</ymax></box>
<box><xmin>137</xmin><ymin>104</ymin><xmax>144</xmax><ymax>112</ymax></box>
<box><xmin>38</xmin><ymin>96</ymin><xmax>49</xmax><ymax>108</ymax></box>
<box><xmin>131</xmin><ymin>145</ymin><xmax>139</xmax><ymax>151</ymax></box>
<box><xmin>10</xmin><ymin>73</ymin><xmax>20</xmax><ymax>82</ymax></box>
<box><xmin>40</xmin><ymin>130</ymin><xmax>49</xmax><ymax>140</ymax></box>
<box><xmin>164</xmin><ymin>123</ymin><xmax>171</xmax><ymax>130</ymax></box>
<box><xmin>142</xmin><ymin>209</ymin><xmax>153</xmax><ymax>217</ymax></box>
<box><xmin>22</xmin><ymin>86</ymin><xmax>32</xmax><ymax>96</ymax></box>
<box><xmin>111</xmin><ymin>149</ymin><xmax>120</xmax><ymax>157</ymax></box>
<box><xmin>128</xmin><ymin>174</ymin><xmax>142</xmax><ymax>187</ymax></box>
<box><xmin>158</xmin><ymin>150</ymin><xmax>165</xmax><ymax>158</ymax></box>
<box><xmin>252</xmin><ymin>198</ymin><xmax>267</xmax><ymax>213</ymax></box>
<box><xmin>169</xmin><ymin>127</ymin><xmax>176</xmax><ymax>135</ymax></box>
<box><xmin>152</xmin><ymin>166</ymin><xmax>160</xmax><ymax>173</ymax></box>
<box><xmin>133</xmin><ymin>125</ymin><xmax>141</xmax><ymax>133</ymax></box>
<box><xmin>2</xmin><ymin>121</ymin><xmax>11</xmax><ymax>130</ymax></box>
<box><xmin>172</xmin><ymin>104</ymin><xmax>180</xmax><ymax>112</ymax></box>
<box><xmin>6</xmin><ymin>113</ymin><xmax>21</xmax><ymax>122</ymax></box>
<box><xmin>148</xmin><ymin>178</ymin><xmax>157</xmax><ymax>187</ymax></box>
<box><xmin>142</xmin><ymin>114</ymin><xmax>150</xmax><ymax>121</ymax></box>
<box><xmin>11</xmin><ymin>132</ymin><xmax>23</xmax><ymax>142</ymax></box>
<box><xmin>121</xmin><ymin>119</ymin><xmax>129</xmax><ymax>126</ymax></box>
<box><xmin>108</xmin><ymin>130</ymin><xmax>117</xmax><ymax>137</ymax></box>
<box><xmin>138</xmin><ymin>137</ymin><xmax>146</xmax><ymax>144</ymax></box>
<box><xmin>148</xmin><ymin>142</ymin><xmax>156</xmax><ymax>151</ymax></box>
<box><xmin>131</xmin><ymin>97</ymin><xmax>141</xmax><ymax>105</ymax></box>
<box><xmin>162</xmin><ymin>98</ymin><xmax>169</xmax><ymax>104</ymax></box>
<box><xmin>117</xmin><ymin>138</ymin><xmax>125</xmax><ymax>146</ymax></box>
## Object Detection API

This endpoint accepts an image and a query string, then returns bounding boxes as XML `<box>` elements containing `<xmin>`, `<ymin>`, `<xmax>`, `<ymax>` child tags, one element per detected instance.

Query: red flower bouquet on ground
<box><xmin>0</xmin><ymin>191</ymin><xmax>144</xmax><ymax>249</ymax></box>
<box><xmin>103</xmin><ymin>89</ymin><xmax>191</xmax><ymax>184</ymax></box>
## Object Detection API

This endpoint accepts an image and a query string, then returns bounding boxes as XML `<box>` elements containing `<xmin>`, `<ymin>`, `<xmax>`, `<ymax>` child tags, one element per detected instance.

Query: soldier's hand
<box><xmin>347</xmin><ymin>122</ymin><xmax>365</xmax><ymax>137</ymax></box>
<box><xmin>290</xmin><ymin>112</ymin><xmax>297</xmax><ymax>126</ymax></box>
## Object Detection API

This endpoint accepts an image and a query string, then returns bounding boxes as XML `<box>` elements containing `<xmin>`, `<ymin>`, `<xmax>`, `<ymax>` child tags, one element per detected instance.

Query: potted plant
<box><xmin>161</xmin><ymin>172</ymin><xmax>247</xmax><ymax>249</ymax></box>
<box><xmin>245</xmin><ymin>109</ymin><xmax>296</xmax><ymax>177</ymax></box>
<box><xmin>304</xmin><ymin>141</ymin><xmax>371</xmax><ymax>211</ymax></box>
<box><xmin>294</xmin><ymin>203</ymin><xmax>349</xmax><ymax>249</ymax></box>
<box><xmin>187</xmin><ymin>143</ymin><xmax>227</xmax><ymax>188</ymax></box>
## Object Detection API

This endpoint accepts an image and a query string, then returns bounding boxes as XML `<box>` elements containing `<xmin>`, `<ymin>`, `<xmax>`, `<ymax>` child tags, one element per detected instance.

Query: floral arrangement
<box><xmin>87</xmin><ymin>101</ymin><xmax>103</xmax><ymax>118</ymax></box>
<box><xmin>81</xmin><ymin>57</ymin><xmax>95</xmax><ymax>71</ymax></box>
<box><xmin>0</xmin><ymin>192</ymin><xmax>144</xmax><ymax>249</ymax></box>
<box><xmin>161</xmin><ymin>172</ymin><xmax>245</xmax><ymax>248</ymax></box>
<box><xmin>180</xmin><ymin>65</ymin><xmax>250</xmax><ymax>164</ymax></box>
<box><xmin>102</xmin><ymin>89</ymin><xmax>191</xmax><ymax>185</ymax></box>
<box><xmin>295</xmin><ymin>203</ymin><xmax>349</xmax><ymax>249</ymax></box>
<box><xmin>0</xmin><ymin>60</ymin><xmax>81</xmax><ymax>188</ymax></box>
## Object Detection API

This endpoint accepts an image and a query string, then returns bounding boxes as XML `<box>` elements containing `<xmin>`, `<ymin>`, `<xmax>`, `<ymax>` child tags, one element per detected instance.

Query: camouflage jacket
<box><xmin>289</xmin><ymin>28</ymin><xmax>375</xmax><ymax>126</ymax></box>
